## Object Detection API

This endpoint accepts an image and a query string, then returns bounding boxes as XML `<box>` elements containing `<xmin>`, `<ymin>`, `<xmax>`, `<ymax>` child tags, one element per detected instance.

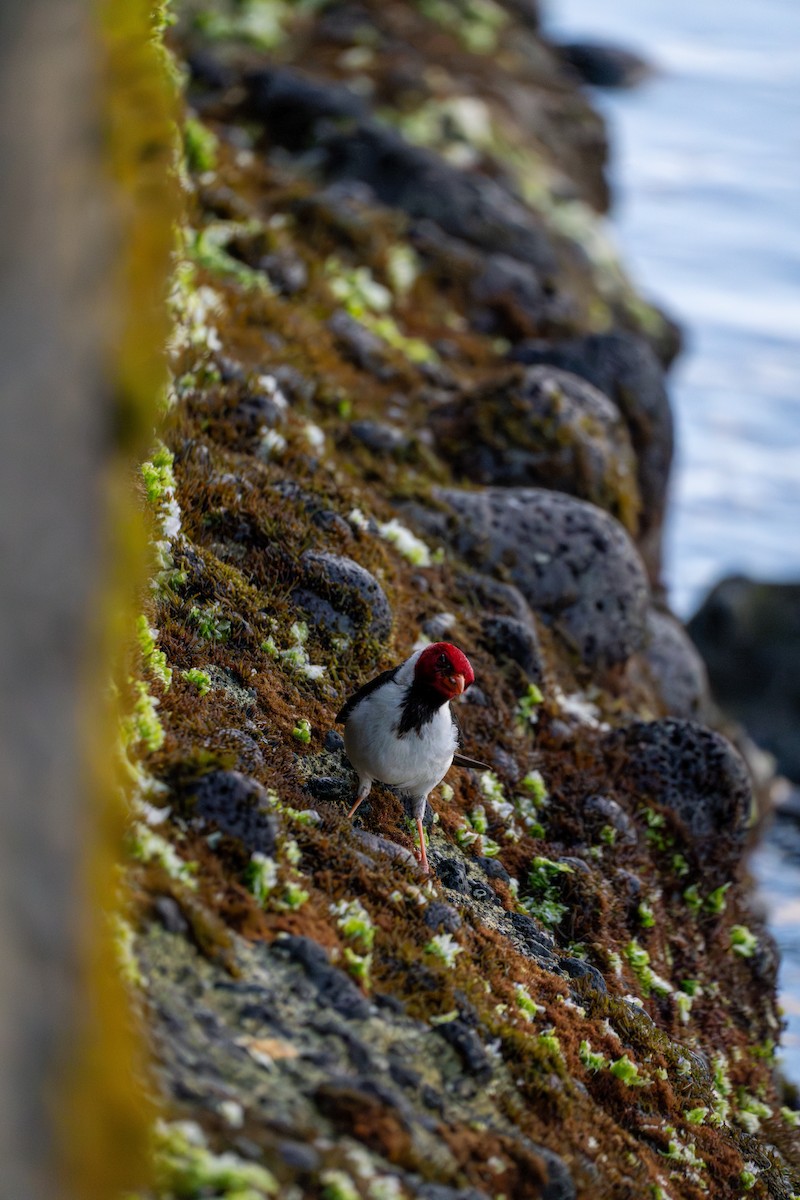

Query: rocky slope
<box><xmin>123</xmin><ymin>2</ymin><xmax>800</xmax><ymax>1197</ymax></box>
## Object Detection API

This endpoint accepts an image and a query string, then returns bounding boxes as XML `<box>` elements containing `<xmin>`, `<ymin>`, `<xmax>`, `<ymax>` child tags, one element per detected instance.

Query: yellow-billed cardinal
<box><xmin>336</xmin><ymin>642</ymin><xmax>486</xmax><ymax>873</ymax></box>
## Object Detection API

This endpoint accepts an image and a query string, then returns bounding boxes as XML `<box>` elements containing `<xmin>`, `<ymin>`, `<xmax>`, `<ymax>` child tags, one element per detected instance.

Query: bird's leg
<box><xmin>416</xmin><ymin>815</ymin><xmax>430</xmax><ymax>875</ymax></box>
<box><xmin>347</xmin><ymin>779</ymin><xmax>372</xmax><ymax>820</ymax></box>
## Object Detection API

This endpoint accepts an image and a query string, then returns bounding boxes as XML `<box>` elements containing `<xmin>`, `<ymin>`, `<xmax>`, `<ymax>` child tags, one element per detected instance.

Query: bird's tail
<box><xmin>452</xmin><ymin>752</ymin><xmax>491</xmax><ymax>771</ymax></box>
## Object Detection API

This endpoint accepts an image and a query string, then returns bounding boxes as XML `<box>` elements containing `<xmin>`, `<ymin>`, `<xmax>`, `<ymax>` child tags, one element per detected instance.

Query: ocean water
<box><xmin>545</xmin><ymin>0</ymin><xmax>800</xmax><ymax>1079</ymax></box>
<box><xmin>546</xmin><ymin>0</ymin><xmax>800</xmax><ymax>619</ymax></box>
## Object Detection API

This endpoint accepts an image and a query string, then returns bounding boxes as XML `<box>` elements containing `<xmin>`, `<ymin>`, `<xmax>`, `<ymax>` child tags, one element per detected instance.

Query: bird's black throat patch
<box><xmin>396</xmin><ymin>683</ymin><xmax>445</xmax><ymax>737</ymax></box>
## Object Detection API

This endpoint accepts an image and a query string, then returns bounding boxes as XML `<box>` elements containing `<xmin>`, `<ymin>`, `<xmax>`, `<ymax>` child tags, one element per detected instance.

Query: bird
<box><xmin>336</xmin><ymin>642</ymin><xmax>486</xmax><ymax>874</ymax></box>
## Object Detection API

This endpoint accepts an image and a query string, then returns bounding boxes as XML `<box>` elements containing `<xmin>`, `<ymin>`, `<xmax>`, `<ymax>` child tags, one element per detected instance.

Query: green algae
<box><xmin>137</xmin><ymin>615</ymin><xmax>173</xmax><ymax>688</ymax></box>
<box><xmin>183</xmin><ymin>115</ymin><xmax>219</xmax><ymax>173</ymax></box>
<box><xmin>730</xmin><ymin>925</ymin><xmax>758</xmax><ymax>958</ymax></box>
<box><xmin>154</xmin><ymin>1120</ymin><xmax>279</xmax><ymax>1197</ymax></box>
<box><xmin>182</xmin><ymin>667</ymin><xmax>212</xmax><ymax>695</ymax></box>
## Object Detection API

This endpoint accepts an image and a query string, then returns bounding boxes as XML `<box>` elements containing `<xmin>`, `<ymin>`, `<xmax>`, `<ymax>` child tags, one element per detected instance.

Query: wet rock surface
<box><xmin>555</xmin><ymin>40</ymin><xmax>653</xmax><ymax>89</ymax></box>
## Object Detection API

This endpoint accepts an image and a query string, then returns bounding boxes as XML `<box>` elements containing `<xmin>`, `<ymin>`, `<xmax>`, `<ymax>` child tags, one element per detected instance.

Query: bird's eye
<box><xmin>437</xmin><ymin>653</ymin><xmax>449</xmax><ymax>669</ymax></box>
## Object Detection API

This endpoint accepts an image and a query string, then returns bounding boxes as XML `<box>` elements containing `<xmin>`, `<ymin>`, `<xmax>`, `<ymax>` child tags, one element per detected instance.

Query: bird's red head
<box><xmin>414</xmin><ymin>642</ymin><xmax>475</xmax><ymax>701</ymax></box>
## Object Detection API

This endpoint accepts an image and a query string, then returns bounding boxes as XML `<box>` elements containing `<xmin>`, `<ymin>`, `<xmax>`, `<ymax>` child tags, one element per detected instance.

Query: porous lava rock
<box><xmin>643</xmin><ymin>606</ymin><xmax>710</xmax><ymax>720</ymax></box>
<box><xmin>511</xmin><ymin>332</ymin><xmax>672</xmax><ymax>574</ymax></box>
<box><xmin>609</xmin><ymin>719</ymin><xmax>753</xmax><ymax>879</ymax></box>
<box><xmin>318</xmin><ymin>121</ymin><xmax>559</xmax><ymax>275</ymax></box>
<box><xmin>190</xmin><ymin>770</ymin><xmax>278</xmax><ymax>856</ymax></box>
<box><xmin>210</xmin><ymin>727</ymin><xmax>265</xmax><ymax>775</ymax></box>
<box><xmin>429</xmin><ymin>365</ymin><xmax>640</xmax><ymax>532</ymax></box>
<box><xmin>423</xmin><ymin>487</ymin><xmax>650</xmax><ymax>668</ymax></box>
<box><xmin>120</xmin><ymin>4</ymin><xmax>800</xmax><ymax>1195</ymax></box>
<box><xmin>293</xmin><ymin>549</ymin><xmax>393</xmax><ymax>639</ymax></box>
<box><xmin>480</xmin><ymin>614</ymin><xmax>545</xmax><ymax>684</ymax></box>
<box><xmin>245</xmin><ymin>65</ymin><xmax>368</xmax><ymax>151</ymax></box>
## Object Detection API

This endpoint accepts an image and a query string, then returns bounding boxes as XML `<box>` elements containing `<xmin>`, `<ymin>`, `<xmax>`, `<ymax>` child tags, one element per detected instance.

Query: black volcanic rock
<box><xmin>510</xmin><ymin>332</ymin><xmax>672</xmax><ymax>575</ymax></box>
<box><xmin>689</xmin><ymin>575</ymin><xmax>800</xmax><ymax>780</ymax></box>
<box><xmin>556</xmin><ymin>40</ymin><xmax>653</xmax><ymax>89</ymax></box>
<box><xmin>190</xmin><ymin>770</ymin><xmax>278</xmax><ymax>856</ymax></box>
<box><xmin>294</xmin><ymin>550</ymin><xmax>392</xmax><ymax>639</ymax></box>
<box><xmin>643</xmin><ymin>607</ymin><xmax>710</xmax><ymax>720</ymax></box>
<box><xmin>430</xmin><ymin>366</ymin><xmax>640</xmax><ymax>532</ymax></box>
<box><xmin>609</xmin><ymin>719</ymin><xmax>753</xmax><ymax>879</ymax></box>
<box><xmin>420</xmin><ymin>487</ymin><xmax>649</xmax><ymax>668</ymax></box>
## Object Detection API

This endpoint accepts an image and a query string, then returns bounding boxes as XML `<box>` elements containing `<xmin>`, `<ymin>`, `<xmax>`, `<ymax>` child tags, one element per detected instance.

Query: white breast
<box><xmin>343</xmin><ymin>679</ymin><xmax>458</xmax><ymax>800</ymax></box>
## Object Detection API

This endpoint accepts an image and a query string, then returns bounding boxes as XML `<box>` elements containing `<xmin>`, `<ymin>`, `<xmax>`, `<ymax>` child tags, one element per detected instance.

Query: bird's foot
<box><xmin>347</xmin><ymin>784</ymin><xmax>371</xmax><ymax>820</ymax></box>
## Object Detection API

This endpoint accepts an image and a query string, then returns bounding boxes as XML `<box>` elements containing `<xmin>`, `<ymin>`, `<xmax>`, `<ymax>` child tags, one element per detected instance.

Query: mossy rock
<box><xmin>293</xmin><ymin>549</ymin><xmax>393</xmax><ymax>640</ymax></box>
<box><xmin>429</xmin><ymin>365</ymin><xmax>641</xmax><ymax>533</ymax></box>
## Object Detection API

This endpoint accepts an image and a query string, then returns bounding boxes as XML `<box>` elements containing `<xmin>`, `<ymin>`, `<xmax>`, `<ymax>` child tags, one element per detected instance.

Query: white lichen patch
<box><xmin>551</xmin><ymin>685</ymin><xmax>608</xmax><ymax>730</ymax></box>
<box><xmin>304</xmin><ymin>422</ymin><xmax>326</xmax><ymax>452</ymax></box>
<box><xmin>331</xmin><ymin>898</ymin><xmax>375</xmax><ymax>950</ymax></box>
<box><xmin>168</xmin><ymin>259</ymin><xmax>224</xmax><ymax>353</ymax></box>
<box><xmin>386</xmin><ymin>244</ymin><xmax>421</xmax><ymax>297</ymax></box>
<box><xmin>377</xmin><ymin>518</ymin><xmax>436</xmax><ymax>566</ymax></box>
<box><xmin>257</xmin><ymin>426</ymin><xmax>288</xmax><ymax>461</ymax></box>
<box><xmin>248</xmin><ymin>852</ymin><xmax>279</xmax><ymax>904</ymax></box>
<box><xmin>129</xmin><ymin>822</ymin><xmax>197</xmax><ymax>889</ymax></box>
<box><xmin>255</xmin><ymin>372</ymin><xmax>288</xmax><ymax>410</ymax></box>
<box><xmin>479</xmin><ymin>770</ymin><xmax>505</xmax><ymax>805</ymax></box>
<box><xmin>368</xmin><ymin>1175</ymin><xmax>405</xmax><ymax>1200</ymax></box>
<box><xmin>263</xmin><ymin>621</ymin><xmax>326</xmax><ymax>680</ymax></box>
<box><xmin>348</xmin><ymin>506</ymin><xmax>371</xmax><ymax>531</ymax></box>
<box><xmin>320</xmin><ymin>1170</ymin><xmax>360</xmax><ymax>1200</ymax></box>
<box><xmin>425</xmin><ymin>932</ymin><xmax>462</xmax><ymax>967</ymax></box>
